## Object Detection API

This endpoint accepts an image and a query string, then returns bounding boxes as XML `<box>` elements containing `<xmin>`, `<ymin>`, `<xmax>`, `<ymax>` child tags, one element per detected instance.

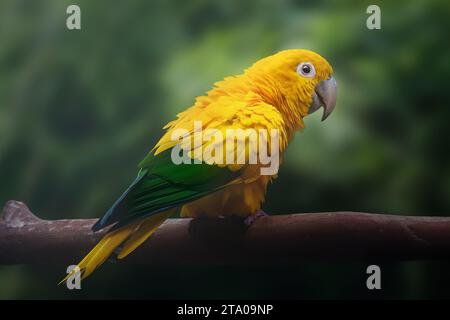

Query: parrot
<box><xmin>60</xmin><ymin>49</ymin><xmax>337</xmax><ymax>283</ymax></box>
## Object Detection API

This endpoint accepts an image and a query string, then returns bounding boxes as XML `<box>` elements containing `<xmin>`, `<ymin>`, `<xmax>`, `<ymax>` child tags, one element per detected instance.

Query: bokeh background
<box><xmin>1</xmin><ymin>0</ymin><xmax>450</xmax><ymax>299</ymax></box>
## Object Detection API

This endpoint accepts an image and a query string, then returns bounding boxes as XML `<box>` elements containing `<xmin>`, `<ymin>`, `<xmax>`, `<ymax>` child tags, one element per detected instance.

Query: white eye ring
<box><xmin>297</xmin><ymin>62</ymin><xmax>316</xmax><ymax>78</ymax></box>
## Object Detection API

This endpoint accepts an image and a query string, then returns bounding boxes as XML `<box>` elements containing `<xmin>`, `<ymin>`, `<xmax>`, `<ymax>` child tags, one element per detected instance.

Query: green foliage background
<box><xmin>0</xmin><ymin>0</ymin><xmax>449</xmax><ymax>299</ymax></box>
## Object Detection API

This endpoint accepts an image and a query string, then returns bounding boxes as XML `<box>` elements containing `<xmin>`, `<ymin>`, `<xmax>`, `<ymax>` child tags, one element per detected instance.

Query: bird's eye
<box><xmin>297</xmin><ymin>62</ymin><xmax>316</xmax><ymax>78</ymax></box>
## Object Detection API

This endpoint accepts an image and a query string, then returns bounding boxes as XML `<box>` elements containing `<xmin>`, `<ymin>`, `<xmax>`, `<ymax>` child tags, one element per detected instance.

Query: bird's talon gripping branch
<box><xmin>188</xmin><ymin>218</ymin><xmax>201</xmax><ymax>239</ymax></box>
<box><xmin>245</xmin><ymin>210</ymin><xmax>269</xmax><ymax>226</ymax></box>
<box><xmin>188</xmin><ymin>215</ymin><xmax>248</xmax><ymax>240</ymax></box>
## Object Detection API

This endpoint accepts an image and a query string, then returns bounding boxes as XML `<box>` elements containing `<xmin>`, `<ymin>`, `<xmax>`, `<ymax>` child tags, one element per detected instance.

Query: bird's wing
<box><xmin>93</xmin><ymin>99</ymin><xmax>286</xmax><ymax>231</ymax></box>
<box><xmin>92</xmin><ymin>150</ymin><xmax>242</xmax><ymax>231</ymax></box>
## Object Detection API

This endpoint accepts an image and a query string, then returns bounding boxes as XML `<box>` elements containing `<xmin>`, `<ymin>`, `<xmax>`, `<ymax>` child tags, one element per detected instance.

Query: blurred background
<box><xmin>1</xmin><ymin>0</ymin><xmax>450</xmax><ymax>299</ymax></box>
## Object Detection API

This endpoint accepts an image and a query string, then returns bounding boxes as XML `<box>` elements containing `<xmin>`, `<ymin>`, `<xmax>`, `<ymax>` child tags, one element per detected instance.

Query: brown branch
<box><xmin>1</xmin><ymin>200</ymin><xmax>450</xmax><ymax>265</ymax></box>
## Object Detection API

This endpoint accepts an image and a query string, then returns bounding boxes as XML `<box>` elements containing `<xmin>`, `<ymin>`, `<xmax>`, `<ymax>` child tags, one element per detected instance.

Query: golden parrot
<box><xmin>61</xmin><ymin>49</ymin><xmax>337</xmax><ymax>283</ymax></box>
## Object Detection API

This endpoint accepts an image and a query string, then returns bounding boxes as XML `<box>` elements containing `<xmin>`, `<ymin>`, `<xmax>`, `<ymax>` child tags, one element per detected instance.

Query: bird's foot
<box><xmin>244</xmin><ymin>210</ymin><xmax>269</xmax><ymax>226</ymax></box>
<box><xmin>188</xmin><ymin>212</ymin><xmax>267</xmax><ymax>239</ymax></box>
<box><xmin>188</xmin><ymin>218</ymin><xmax>201</xmax><ymax>238</ymax></box>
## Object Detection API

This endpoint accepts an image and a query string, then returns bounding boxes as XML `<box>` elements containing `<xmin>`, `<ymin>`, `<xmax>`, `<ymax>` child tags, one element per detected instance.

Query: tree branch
<box><xmin>1</xmin><ymin>200</ymin><xmax>450</xmax><ymax>265</ymax></box>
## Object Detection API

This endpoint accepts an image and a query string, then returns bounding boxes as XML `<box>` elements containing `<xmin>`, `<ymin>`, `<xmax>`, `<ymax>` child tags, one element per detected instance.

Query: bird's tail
<box><xmin>59</xmin><ymin>210</ymin><xmax>173</xmax><ymax>285</ymax></box>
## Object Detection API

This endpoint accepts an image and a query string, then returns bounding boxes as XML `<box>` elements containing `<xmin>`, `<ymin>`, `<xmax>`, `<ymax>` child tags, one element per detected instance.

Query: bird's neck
<box><xmin>248</xmin><ymin>74</ymin><xmax>308</xmax><ymax>136</ymax></box>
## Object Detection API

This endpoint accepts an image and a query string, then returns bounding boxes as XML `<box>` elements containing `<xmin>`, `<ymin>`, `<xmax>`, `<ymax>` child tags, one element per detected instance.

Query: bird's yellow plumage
<box><xmin>61</xmin><ymin>49</ymin><xmax>336</xmax><ymax>282</ymax></box>
<box><xmin>155</xmin><ymin>49</ymin><xmax>334</xmax><ymax>217</ymax></box>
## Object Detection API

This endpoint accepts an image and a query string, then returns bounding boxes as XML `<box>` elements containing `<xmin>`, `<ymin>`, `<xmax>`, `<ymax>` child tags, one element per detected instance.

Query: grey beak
<box><xmin>309</xmin><ymin>76</ymin><xmax>337</xmax><ymax>121</ymax></box>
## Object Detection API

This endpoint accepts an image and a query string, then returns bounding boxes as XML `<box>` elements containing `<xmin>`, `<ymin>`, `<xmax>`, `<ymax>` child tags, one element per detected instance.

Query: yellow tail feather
<box><xmin>59</xmin><ymin>210</ymin><xmax>173</xmax><ymax>285</ymax></box>
<box><xmin>117</xmin><ymin>210</ymin><xmax>174</xmax><ymax>259</ymax></box>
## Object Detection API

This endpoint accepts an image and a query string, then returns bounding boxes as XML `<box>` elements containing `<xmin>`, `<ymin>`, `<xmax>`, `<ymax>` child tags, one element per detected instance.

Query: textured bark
<box><xmin>1</xmin><ymin>200</ymin><xmax>450</xmax><ymax>265</ymax></box>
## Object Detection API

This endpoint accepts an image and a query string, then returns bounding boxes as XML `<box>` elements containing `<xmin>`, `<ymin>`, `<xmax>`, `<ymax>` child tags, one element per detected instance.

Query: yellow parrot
<box><xmin>61</xmin><ymin>49</ymin><xmax>337</xmax><ymax>283</ymax></box>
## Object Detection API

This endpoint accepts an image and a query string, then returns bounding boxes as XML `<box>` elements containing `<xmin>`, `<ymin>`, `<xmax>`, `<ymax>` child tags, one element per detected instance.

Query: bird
<box><xmin>60</xmin><ymin>49</ymin><xmax>337</xmax><ymax>283</ymax></box>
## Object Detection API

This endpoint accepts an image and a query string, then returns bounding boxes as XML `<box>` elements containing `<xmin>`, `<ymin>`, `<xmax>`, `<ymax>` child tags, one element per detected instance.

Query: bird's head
<box><xmin>246</xmin><ymin>49</ymin><xmax>337</xmax><ymax>125</ymax></box>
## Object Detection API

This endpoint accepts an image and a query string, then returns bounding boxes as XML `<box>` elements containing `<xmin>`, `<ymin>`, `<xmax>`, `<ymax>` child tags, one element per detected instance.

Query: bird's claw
<box><xmin>244</xmin><ymin>210</ymin><xmax>268</xmax><ymax>226</ymax></box>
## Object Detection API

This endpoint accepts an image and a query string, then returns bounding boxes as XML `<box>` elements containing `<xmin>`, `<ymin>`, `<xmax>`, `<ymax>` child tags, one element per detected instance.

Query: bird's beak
<box><xmin>308</xmin><ymin>76</ymin><xmax>337</xmax><ymax>121</ymax></box>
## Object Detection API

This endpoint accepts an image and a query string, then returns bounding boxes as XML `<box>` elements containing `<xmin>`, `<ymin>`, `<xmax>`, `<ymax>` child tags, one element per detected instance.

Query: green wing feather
<box><xmin>92</xmin><ymin>150</ymin><xmax>242</xmax><ymax>231</ymax></box>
